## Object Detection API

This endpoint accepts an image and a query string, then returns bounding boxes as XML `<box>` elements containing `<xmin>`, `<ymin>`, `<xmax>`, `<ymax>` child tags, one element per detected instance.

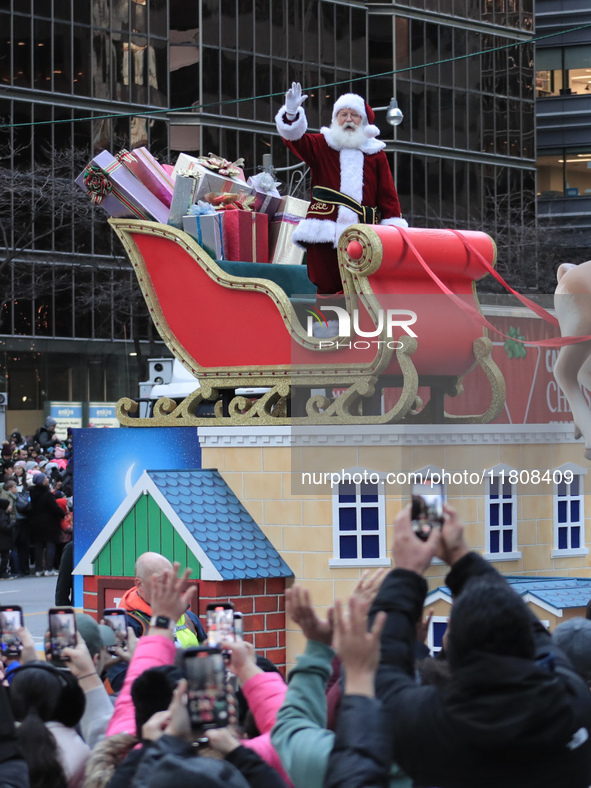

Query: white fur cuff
<box><xmin>292</xmin><ymin>218</ymin><xmax>337</xmax><ymax>248</ymax></box>
<box><xmin>275</xmin><ymin>105</ymin><xmax>308</xmax><ymax>141</ymax></box>
<box><xmin>381</xmin><ymin>217</ymin><xmax>409</xmax><ymax>228</ymax></box>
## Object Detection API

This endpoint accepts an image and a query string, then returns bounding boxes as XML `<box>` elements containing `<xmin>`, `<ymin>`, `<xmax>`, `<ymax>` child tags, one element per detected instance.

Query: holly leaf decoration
<box><xmin>503</xmin><ymin>326</ymin><xmax>527</xmax><ymax>359</ymax></box>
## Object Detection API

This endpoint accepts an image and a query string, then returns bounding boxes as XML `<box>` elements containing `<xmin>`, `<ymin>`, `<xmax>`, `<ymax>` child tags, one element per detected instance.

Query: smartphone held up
<box><xmin>182</xmin><ymin>646</ymin><xmax>230</xmax><ymax>731</ymax></box>
<box><xmin>0</xmin><ymin>606</ymin><xmax>23</xmax><ymax>658</ymax></box>
<box><xmin>206</xmin><ymin>602</ymin><xmax>243</xmax><ymax>646</ymax></box>
<box><xmin>48</xmin><ymin>607</ymin><xmax>77</xmax><ymax>666</ymax></box>
<box><xmin>411</xmin><ymin>482</ymin><xmax>445</xmax><ymax>541</ymax></box>
<box><xmin>102</xmin><ymin>608</ymin><xmax>128</xmax><ymax>654</ymax></box>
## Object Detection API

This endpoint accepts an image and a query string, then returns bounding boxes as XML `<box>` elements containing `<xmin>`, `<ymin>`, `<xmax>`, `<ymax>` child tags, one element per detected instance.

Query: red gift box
<box><xmin>222</xmin><ymin>211</ymin><xmax>269</xmax><ymax>263</ymax></box>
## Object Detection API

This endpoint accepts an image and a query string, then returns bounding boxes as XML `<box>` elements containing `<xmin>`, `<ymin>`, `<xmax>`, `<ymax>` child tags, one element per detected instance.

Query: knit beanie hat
<box><xmin>332</xmin><ymin>93</ymin><xmax>380</xmax><ymax>139</ymax></box>
<box><xmin>32</xmin><ymin>473</ymin><xmax>46</xmax><ymax>486</ymax></box>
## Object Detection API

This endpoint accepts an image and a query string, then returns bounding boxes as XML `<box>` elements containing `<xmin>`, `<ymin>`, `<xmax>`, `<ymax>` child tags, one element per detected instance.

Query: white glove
<box><xmin>285</xmin><ymin>82</ymin><xmax>308</xmax><ymax>117</ymax></box>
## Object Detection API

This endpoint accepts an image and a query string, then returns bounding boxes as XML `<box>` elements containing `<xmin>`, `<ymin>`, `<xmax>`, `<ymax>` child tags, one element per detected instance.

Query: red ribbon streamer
<box><xmin>395</xmin><ymin>227</ymin><xmax>591</xmax><ymax>348</ymax></box>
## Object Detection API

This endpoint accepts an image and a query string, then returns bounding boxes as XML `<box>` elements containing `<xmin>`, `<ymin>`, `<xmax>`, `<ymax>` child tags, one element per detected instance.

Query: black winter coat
<box><xmin>127</xmin><ymin>735</ymin><xmax>287</xmax><ymax>788</ymax></box>
<box><xmin>29</xmin><ymin>486</ymin><xmax>65</xmax><ymax>544</ymax></box>
<box><xmin>36</xmin><ymin>426</ymin><xmax>59</xmax><ymax>451</ymax></box>
<box><xmin>0</xmin><ymin>507</ymin><xmax>14</xmax><ymax>552</ymax></box>
<box><xmin>325</xmin><ymin>695</ymin><xmax>391</xmax><ymax>788</ymax></box>
<box><xmin>369</xmin><ymin>553</ymin><xmax>591</xmax><ymax>788</ymax></box>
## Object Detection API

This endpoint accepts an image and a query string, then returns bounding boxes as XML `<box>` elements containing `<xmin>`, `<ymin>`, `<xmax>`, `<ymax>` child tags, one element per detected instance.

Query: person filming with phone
<box><xmin>368</xmin><ymin>503</ymin><xmax>591</xmax><ymax>788</ymax></box>
<box><xmin>108</xmin><ymin>552</ymin><xmax>206</xmax><ymax>693</ymax></box>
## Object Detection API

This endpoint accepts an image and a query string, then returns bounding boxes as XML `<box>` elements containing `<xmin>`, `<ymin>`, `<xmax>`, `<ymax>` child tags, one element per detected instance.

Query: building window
<box><xmin>536</xmin><ymin>45</ymin><xmax>591</xmax><ymax>98</ymax></box>
<box><xmin>552</xmin><ymin>464</ymin><xmax>588</xmax><ymax>558</ymax></box>
<box><xmin>428</xmin><ymin>616</ymin><xmax>449</xmax><ymax>655</ymax></box>
<box><xmin>329</xmin><ymin>472</ymin><xmax>389</xmax><ymax>568</ymax></box>
<box><xmin>484</xmin><ymin>466</ymin><xmax>521</xmax><ymax>561</ymax></box>
<box><xmin>537</xmin><ymin>149</ymin><xmax>591</xmax><ymax>199</ymax></box>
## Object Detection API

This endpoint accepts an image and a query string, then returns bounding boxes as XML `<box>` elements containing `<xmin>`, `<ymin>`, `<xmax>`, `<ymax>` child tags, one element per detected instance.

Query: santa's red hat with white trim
<box><xmin>331</xmin><ymin>93</ymin><xmax>380</xmax><ymax>139</ymax></box>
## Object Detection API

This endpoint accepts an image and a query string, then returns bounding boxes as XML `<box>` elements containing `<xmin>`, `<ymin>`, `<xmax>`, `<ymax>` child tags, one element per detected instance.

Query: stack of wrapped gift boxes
<box><xmin>76</xmin><ymin>147</ymin><xmax>309</xmax><ymax>267</ymax></box>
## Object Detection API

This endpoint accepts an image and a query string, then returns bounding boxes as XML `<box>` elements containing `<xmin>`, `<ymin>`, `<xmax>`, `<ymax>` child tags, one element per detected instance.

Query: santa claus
<box><xmin>275</xmin><ymin>82</ymin><xmax>408</xmax><ymax>300</ymax></box>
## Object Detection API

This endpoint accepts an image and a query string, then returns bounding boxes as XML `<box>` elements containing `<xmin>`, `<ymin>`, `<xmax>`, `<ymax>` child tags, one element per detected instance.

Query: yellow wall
<box><xmin>202</xmin><ymin>439</ymin><xmax>591</xmax><ymax>666</ymax></box>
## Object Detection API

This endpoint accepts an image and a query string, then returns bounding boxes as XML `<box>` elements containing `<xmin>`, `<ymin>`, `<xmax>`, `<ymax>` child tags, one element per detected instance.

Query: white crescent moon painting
<box><xmin>124</xmin><ymin>462</ymin><xmax>136</xmax><ymax>495</ymax></box>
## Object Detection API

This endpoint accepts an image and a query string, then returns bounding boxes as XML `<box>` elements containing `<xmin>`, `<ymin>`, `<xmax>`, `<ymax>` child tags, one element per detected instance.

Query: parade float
<box><xmin>74</xmin><ymin>145</ymin><xmax>591</xmax><ymax>665</ymax></box>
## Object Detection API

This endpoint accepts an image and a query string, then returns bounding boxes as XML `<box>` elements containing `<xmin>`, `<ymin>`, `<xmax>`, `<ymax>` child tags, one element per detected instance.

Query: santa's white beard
<box><xmin>329</xmin><ymin>119</ymin><xmax>367</xmax><ymax>149</ymax></box>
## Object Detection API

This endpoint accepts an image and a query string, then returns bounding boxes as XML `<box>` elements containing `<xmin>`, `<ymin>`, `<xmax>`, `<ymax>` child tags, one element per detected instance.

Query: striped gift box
<box><xmin>75</xmin><ymin>150</ymin><xmax>169</xmax><ymax>223</ymax></box>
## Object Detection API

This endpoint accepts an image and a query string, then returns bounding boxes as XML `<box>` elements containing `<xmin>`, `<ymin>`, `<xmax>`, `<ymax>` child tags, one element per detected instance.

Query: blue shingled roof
<box><xmin>147</xmin><ymin>469</ymin><xmax>293</xmax><ymax>581</ymax></box>
<box><xmin>430</xmin><ymin>576</ymin><xmax>591</xmax><ymax>611</ymax></box>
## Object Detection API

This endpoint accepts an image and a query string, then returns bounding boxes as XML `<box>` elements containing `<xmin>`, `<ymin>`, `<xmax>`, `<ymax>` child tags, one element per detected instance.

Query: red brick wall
<box><xmin>83</xmin><ymin>575</ymin><xmax>287</xmax><ymax>673</ymax></box>
<box><xmin>198</xmin><ymin>577</ymin><xmax>287</xmax><ymax>674</ymax></box>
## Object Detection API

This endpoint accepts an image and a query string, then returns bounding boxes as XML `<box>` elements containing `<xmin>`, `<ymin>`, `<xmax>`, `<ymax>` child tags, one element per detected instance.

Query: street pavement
<box><xmin>0</xmin><ymin>573</ymin><xmax>59</xmax><ymax>652</ymax></box>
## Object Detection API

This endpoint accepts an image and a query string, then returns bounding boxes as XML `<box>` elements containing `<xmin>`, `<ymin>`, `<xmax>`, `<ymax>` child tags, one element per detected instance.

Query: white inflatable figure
<box><xmin>554</xmin><ymin>262</ymin><xmax>591</xmax><ymax>459</ymax></box>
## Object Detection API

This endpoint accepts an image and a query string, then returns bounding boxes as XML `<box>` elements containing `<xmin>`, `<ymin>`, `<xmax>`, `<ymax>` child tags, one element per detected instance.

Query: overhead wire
<box><xmin>0</xmin><ymin>21</ymin><xmax>589</xmax><ymax>130</ymax></box>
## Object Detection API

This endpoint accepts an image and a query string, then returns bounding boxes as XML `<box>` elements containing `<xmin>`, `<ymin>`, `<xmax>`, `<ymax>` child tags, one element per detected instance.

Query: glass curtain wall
<box><xmin>368</xmin><ymin>7</ymin><xmax>535</xmax><ymax>239</ymax></box>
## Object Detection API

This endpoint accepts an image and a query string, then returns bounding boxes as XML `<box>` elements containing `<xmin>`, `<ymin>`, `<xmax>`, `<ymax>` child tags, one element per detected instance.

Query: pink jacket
<box><xmin>106</xmin><ymin>634</ymin><xmax>175</xmax><ymax>737</ymax></box>
<box><xmin>240</xmin><ymin>672</ymin><xmax>291</xmax><ymax>786</ymax></box>
<box><xmin>105</xmin><ymin>636</ymin><xmax>291</xmax><ymax>785</ymax></box>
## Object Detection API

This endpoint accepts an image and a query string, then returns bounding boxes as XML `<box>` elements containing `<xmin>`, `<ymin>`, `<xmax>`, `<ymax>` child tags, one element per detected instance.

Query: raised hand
<box><xmin>286</xmin><ymin>585</ymin><xmax>333</xmax><ymax>646</ymax></box>
<box><xmin>333</xmin><ymin>595</ymin><xmax>386</xmax><ymax>697</ymax></box>
<box><xmin>285</xmin><ymin>81</ymin><xmax>308</xmax><ymax>115</ymax></box>
<box><xmin>163</xmin><ymin>678</ymin><xmax>192</xmax><ymax>742</ymax></box>
<box><xmin>392</xmin><ymin>504</ymin><xmax>441</xmax><ymax>575</ymax></box>
<box><xmin>352</xmin><ymin>568</ymin><xmax>388</xmax><ymax>608</ymax></box>
<box><xmin>150</xmin><ymin>562</ymin><xmax>196</xmax><ymax>623</ymax></box>
<box><xmin>436</xmin><ymin>504</ymin><xmax>469</xmax><ymax>567</ymax></box>
<box><xmin>219</xmin><ymin>638</ymin><xmax>261</xmax><ymax>684</ymax></box>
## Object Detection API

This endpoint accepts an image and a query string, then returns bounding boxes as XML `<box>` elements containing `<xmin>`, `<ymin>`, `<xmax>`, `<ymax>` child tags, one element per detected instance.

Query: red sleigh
<box><xmin>110</xmin><ymin>219</ymin><xmax>505</xmax><ymax>425</ymax></box>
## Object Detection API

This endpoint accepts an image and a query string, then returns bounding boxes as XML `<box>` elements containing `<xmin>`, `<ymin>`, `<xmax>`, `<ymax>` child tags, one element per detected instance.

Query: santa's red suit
<box><xmin>275</xmin><ymin>93</ymin><xmax>408</xmax><ymax>295</ymax></box>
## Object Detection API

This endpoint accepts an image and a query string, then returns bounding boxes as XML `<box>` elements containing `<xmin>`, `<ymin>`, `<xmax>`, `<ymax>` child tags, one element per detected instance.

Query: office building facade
<box><xmin>535</xmin><ymin>0</ymin><xmax>591</xmax><ymax>243</ymax></box>
<box><xmin>0</xmin><ymin>0</ymin><xmax>537</xmax><ymax>430</ymax></box>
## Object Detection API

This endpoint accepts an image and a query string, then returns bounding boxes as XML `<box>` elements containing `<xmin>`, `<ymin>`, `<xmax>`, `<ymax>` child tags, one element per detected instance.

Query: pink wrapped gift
<box><xmin>76</xmin><ymin>150</ymin><xmax>169</xmax><ymax>223</ymax></box>
<box><xmin>115</xmin><ymin>148</ymin><xmax>174</xmax><ymax>208</ymax></box>
<box><xmin>222</xmin><ymin>211</ymin><xmax>269</xmax><ymax>263</ymax></box>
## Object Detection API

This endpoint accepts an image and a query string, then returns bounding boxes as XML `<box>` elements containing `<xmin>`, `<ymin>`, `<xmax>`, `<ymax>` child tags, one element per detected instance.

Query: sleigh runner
<box><xmin>110</xmin><ymin>219</ymin><xmax>505</xmax><ymax>426</ymax></box>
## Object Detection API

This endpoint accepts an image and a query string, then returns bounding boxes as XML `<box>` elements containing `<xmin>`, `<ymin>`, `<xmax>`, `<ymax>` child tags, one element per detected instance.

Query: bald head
<box><xmin>134</xmin><ymin>552</ymin><xmax>173</xmax><ymax>604</ymax></box>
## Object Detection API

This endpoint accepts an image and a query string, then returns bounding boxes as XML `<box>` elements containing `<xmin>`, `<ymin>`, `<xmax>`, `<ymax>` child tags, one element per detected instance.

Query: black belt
<box><xmin>312</xmin><ymin>186</ymin><xmax>379</xmax><ymax>224</ymax></box>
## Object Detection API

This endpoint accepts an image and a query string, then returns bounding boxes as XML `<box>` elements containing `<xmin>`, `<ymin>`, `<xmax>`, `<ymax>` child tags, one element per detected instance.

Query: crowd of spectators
<box><xmin>0</xmin><ymin>505</ymin><xmax>589</xmax><ymax>787</ymax></box>
<box><xmin>0</xmin><ymin>420</ymin><xmax>73</xmax><ymax>579</ymax></box>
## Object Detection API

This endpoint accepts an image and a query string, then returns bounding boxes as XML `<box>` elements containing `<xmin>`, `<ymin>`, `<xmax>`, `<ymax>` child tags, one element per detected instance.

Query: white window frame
<box><xmin>551</xmin><ymin>462</ymin><xmax>588</xmax><ymax>558</ymax></box>
<box><xmin>427</xmin><ymin>615</ymin><xmax>449</xmax><ymax>654</ymax></box>
<box><xmin>483</xmin><ymin>463</ymin><xmax>521</xmax><ymax>561</ymax></box>
<box><xmin>329</xmin><ymin>467</ymin><xmax>390</xmax><ymax>568</ymax></box>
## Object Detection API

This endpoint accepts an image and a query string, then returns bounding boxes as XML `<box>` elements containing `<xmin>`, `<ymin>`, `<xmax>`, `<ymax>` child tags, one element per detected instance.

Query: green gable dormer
<box><xmin>94</xmin><ymin>491</ymin><xmax>202</xmax><ymax>578</ymax></box>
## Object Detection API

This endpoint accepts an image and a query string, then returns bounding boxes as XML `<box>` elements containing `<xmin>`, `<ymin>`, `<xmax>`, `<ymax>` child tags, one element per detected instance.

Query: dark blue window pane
<box><xmin>571</xmin><ymin>500</ymin><xmax>580</xmax><ymax>523</ymax></box>
<box><xmin>361</xmin><ymin>507</ymin><xmax>379</xmax><ymax>531</ymax></box>
<box><xmin>558</xmin><ymin>527</ymin><xmax>568</xmax><ymax>549</ymax></box>
<box><xmin>339</xmin><ymin>481</ymin><xmax>356</xmax><ymax>503</ymax></box>
<box><xmin>490</xmin><ymin>530</ymin><xmax>500</xmax><ymax>553</ymax></box>
<box><xmin>502</xmin><ymin>480</ymin><xmax>512</xmax><ymax>498</ymax></box>
<box><xmin>572</xmin><ymin>526</ymin><xmax>581</xmax><ymax>549</ymax></box>
<box><xmin>557</xmin><ymin>481</ymin><xmax>567</xmax><ymax>497</ymax></box>
<box><xmin>490</xmin><ymin>503</ymin><xmax>499</xmax><ymax>527</ymax></box>
<box><xmin>558</xmin><ymin>500</ymin><xmax>567</xmax><ymax>523</ymax></box>
<box><xmin>361</xmin><ymin>535</ymin><xmax>380</xmax><ymax>558</ymax></box>
<box><xmin>340</xmin><ymin>535</ymin><xmax>357</xmax><ymax>559</ymax></box>
<box><xmin>571</xmin><ymin>476</ymin><xmax>579</xmax><ymax>496</ymax></box>
<box><xmin>339</xmin><ymin>508</ymin><xmax>357</xmax><ymax>531</ymax></box>
<box><xmin>433</xmin><ymin>621</ymin><xmax>448</xmax><ymax>649</ymax></box>
<box><xmin>489</xmin><ymin>478</ymin><xmax>499</xmax><ymax>498</ymax></box>
<box><xmin>503</xmin><ymin>529</ymin><xmax>513</xmax><ymax>553</ymax></box>
<box><xmin>360</xmin><ymin>483</ymin><xmax>378</xmax><ymax>503</ymax></box>
<box><xmin>502</xmin><ymin>502</ymin><xmax>512</xmax><ymax>525</ymax></box>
